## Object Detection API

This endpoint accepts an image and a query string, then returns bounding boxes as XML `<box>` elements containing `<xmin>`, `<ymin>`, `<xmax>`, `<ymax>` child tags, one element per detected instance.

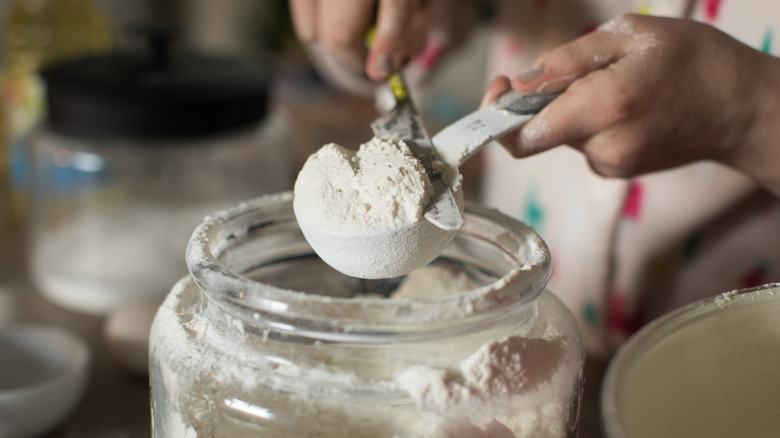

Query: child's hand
<box><xmin>484</xmin><ymin>13</ymin><xmax>780</xmax><ymax>194</ymax></box>
<box><xmin>290</xmin><ymin>0</ymin><xmax>440</xmax><ymax>80</ymax></box>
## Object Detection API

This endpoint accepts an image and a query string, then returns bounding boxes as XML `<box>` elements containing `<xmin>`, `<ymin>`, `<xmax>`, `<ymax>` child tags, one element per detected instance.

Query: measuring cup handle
<box><xmin>493</xmin><ymin>91</ymin><xmax>561</xmax><ymax>115</ymax></box>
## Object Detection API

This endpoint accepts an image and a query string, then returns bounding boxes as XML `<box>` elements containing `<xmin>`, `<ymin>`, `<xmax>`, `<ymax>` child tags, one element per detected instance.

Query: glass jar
<box><xmin>1</xmin><ymin>0</ymin><xmax>114</xmax><ymax>221</ymax></box>
<box><xmin>601</xmin><ymin>283</ymin><xmax>780</xmax><ymax>438</ymax></box>
<box><xmin>30</xmin><ymin>118</ymin><xmax>289</xmax><ymax>314</ymax></box>
<box><xmin>149</xmin><ymin>193</ymin><xmax>585</xmax><ymax>437</ymax></box>
<box><xmin>29</xmin><ymin>46</ymin><xmax>291</xmax><ymax>314</ymax></box>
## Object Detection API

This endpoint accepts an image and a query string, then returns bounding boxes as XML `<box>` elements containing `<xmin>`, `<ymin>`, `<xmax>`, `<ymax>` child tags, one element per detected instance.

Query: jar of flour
<box><xmin>149</xmin><ymin>193</ymin><xmax>586</xmax><ymax>437</ymax></box>
<box><xmin>28</xmin><ymin>42</ymin><xmax>290</xmax><ymax>314</ymax></box>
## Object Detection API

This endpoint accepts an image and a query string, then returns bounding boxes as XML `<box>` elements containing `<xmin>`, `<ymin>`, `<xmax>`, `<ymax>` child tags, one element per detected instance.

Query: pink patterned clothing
<box><xmin>480</xmin><ymin>0</ymin><xmax>780</xmax><ymax>356</ymax></box>
<box><xmin>307</xmin><ymin>0</ymin><xmax>780</xmax><ymax>358</ymax></box>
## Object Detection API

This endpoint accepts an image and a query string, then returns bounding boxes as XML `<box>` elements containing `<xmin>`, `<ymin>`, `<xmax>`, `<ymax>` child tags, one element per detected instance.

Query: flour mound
<box><xmin>397</xmin><ymin>336</ymin><xmax>532</xmax><ymax>408</ymax></box>
<box><xmin>294</xmin><ymin>138</ymin><xmax>433</xmax><ymax>232</ymax></box>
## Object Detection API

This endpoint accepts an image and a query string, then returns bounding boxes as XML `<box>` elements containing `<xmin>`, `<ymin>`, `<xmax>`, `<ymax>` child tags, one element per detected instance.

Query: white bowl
<box><xmin>0</xmin><ymin>325</ymin><xmax>90</xmax><ymax>438</ymax></box>
<box><xmin>601</xmin><ymin>283</ymin><xmax>780</xmax><ymax>438</ymax></box>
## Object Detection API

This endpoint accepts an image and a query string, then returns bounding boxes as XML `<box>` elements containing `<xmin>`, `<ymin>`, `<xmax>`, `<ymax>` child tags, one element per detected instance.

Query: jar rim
<box><xmin>185</xmin><ymin>192</ymin><xmax>552</xmax><ymax>342</ymax></box>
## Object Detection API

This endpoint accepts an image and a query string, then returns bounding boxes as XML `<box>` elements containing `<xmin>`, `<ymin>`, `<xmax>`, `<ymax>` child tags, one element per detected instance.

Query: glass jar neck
<box><xmin>186</xmin><ymin>192</ymin><xmax>551</xmax><ymax>343</ymax></box>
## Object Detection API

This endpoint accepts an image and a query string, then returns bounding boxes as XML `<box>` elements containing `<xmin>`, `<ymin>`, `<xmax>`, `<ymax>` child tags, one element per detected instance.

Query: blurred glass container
<box><xmin>1</xmin><ymin>0</ymin><xmax>114</xmax><ymax>221</ymax></box>
<box><xmin>28</xmin><ymin>41</ymin><xmax>291</xmax><ymax>315</ymax></box>
<box><xmin>149</xmin><ymin>193</ymin><xmax>585</xmax><ymax>437</ymax></box>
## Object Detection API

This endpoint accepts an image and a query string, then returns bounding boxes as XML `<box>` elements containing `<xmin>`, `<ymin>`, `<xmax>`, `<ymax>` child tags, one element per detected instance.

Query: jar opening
<box><xmin>186</xmin><ymin>192</ymin><xmax>551</xmax><ymax>342</ymax></box>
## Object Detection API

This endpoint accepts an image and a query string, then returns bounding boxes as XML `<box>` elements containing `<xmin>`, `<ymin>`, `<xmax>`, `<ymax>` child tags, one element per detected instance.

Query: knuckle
<box><xmin>581</xmin><ymin>74</ymin><xmax>637</xmax><ymax>127</ymax></box>
<box><xmin>553</xmin><ymin>41</ymin><xmax>585</xmax><ymax>68</ymax></box>
<box><xmin>584</xmin><ymin>137</ymin><xmax>643</xmax><ymax>178</ymax></box>
<box><xmin>558</xmin><ymin>44</ymin><xmax>579</xmax><ymax>64</ymax></box>
<box><xmin>602</xmin><ymin>93</ymin><xmax>635</xmax><ymax>126</ymax></box>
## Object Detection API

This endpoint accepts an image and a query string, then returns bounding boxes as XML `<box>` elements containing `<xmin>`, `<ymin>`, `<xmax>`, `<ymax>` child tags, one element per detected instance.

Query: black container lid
<box><xmin>41</xmin><ymin>33</ymin><xmax>270</xmax><ymax>141</ymax></box>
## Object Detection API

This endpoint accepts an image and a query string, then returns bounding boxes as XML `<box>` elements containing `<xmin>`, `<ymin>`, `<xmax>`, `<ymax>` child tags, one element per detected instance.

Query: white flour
<box><xmin>598</xmin><ymin>15</ymin><xmax>661</xmax><ymax>54</ymax></box>
<box><xmin>388</xmin><ymin>265</ymin><xmax>479</xmax><ymax>300</ymax></box>
<box><xmin>292</xmin><ymin>138</ymin><xmax>462</xmax><ymax>279</ymax></box>
<box><xmin>398</xmin><ymin>335</ymin><xmax>565</xmax><ymax>408</ymax></box>
<box><xmin>151</xmin><ymin>266</ymin><xmax>583</xmax><ymax>437</ymax></box>
<box><xmin>294</xmin><ymin>138</ymin><xmax>433</xmax><ymax>232</ymax></box>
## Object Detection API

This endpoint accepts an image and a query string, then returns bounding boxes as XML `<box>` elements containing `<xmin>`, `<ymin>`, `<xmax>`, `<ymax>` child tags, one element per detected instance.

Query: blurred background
<box><xmin>0</xmin><ymin>1</ymin><xmax>605</xmax><ymax>437</ymax></box>
<box><xmin>0</xmin><ymin>2</ymin><xmax>381</xmax><ymax>437</ymax></box>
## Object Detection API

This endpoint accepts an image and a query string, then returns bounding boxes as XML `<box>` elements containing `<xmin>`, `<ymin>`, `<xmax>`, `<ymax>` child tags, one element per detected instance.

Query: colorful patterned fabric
<box><xmin>480</xmin><ymin>0</ymin><xmax>780</xmax><ymax>356</ymax></box>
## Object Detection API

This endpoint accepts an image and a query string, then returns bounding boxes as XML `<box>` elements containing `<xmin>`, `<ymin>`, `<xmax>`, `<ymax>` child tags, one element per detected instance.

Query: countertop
<box><xmin>1</xmin><ymin>231</ymin><xmax>151</xmax><ymax>438</ymax></box>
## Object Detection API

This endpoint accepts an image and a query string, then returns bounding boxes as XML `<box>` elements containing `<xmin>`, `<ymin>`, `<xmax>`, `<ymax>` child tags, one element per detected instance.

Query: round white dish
<box><xmin>0</xmin><ymin>325</ymin><xmax>90</xmax><ymax>438</ymax></box>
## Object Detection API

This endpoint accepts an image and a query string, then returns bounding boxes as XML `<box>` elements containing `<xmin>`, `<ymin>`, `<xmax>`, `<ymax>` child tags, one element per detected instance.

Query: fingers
<box><xmin>480</xmin><ymin>76</ymin><xmax>512</xmax><ymax>108</ymax></box>
<box><xmin>319</xmin><ymin>0</ymin><xmax>376</xmax><ymax>72</ymax></box>
<box><xmin>408</xmin><ymin>1</ymin><xmax>438</xmax><ymax>60</ymax></box>
<box><xmin>480</xmin><ymin>75</ymin><xmax>582</xmax><ymax>159</ymax></box>
<box><xmin>496</xmin><ymin>15</ymin><xmax>656</xmax><ymax>159</ymax></box>
<box><xmin>291</xmin><ymin>0</ymin><xmax>377</xmax><ymax>73</ymax></box>
<box><xmin>505</xmin><ymin>59</ymin><xmax>643</xmax><ymax>159</ymax></box>
<box><xmin>290</xmin><ymin>0</ymin><xmax>317</xmax><ymax>42</ymax></box>
<box><xmin>481</xmin><ymin>74</ymin><xmax>595</xmax><ymax>158</ymax></box>
<box><xmin>367</xmin><ymin>0</ymin><xmax>436</xmax><ymax>79</ymax></box>
<box><xmin>511</xmin><ymin>25</ymin><xmax>628</xmax><ymax>94</ymax></box>
<box><xmin>291</xmin><ymin>0</ymin><xmax>436</xmax><ymax>81</ymax></box>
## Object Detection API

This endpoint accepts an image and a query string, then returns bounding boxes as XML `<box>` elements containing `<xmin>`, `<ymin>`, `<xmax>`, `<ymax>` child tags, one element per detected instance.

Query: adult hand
<box><xmin>290</xmin><ymin>0</ymin><xmax>440</xmax><ymax>80</ymax></box>
<box><xmin>483</xmin><ymin>14</ymin><xmax>780</xmax><ymax>194</ymax></box>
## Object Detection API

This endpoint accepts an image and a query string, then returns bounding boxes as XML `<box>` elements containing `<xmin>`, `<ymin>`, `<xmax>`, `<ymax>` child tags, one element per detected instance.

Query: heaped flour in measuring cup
<box><xmin>293</xmin><ymin>137</ymin><xmax>461</xmax><ymax>279</ymax></box>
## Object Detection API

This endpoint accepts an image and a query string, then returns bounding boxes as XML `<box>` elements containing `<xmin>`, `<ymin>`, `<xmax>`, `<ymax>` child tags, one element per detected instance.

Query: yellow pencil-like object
<box><xmin>365</xmin><ymin>26</ymin><xmax>408</xmax><ymax>101</ymax></box>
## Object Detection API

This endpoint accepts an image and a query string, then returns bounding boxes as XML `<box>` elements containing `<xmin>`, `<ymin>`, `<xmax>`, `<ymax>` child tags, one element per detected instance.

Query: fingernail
<box><xmin>517</xmin><ymin>66</ymin><xmax>543</xmax><ymax>83</ymax></box>
<box><xmin>373</xmin><ymin>53</ymin><xmax>392</xmax><ymax>76</ymax></box>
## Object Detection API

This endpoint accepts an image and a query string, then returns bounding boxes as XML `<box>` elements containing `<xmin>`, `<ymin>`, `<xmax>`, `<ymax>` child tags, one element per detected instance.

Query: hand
<box><xmin>483</xmin><ymin>14</ymin><xmax>780</xmax><ymax>194</ymax></box>
<box><xmin>290</xmin><ymin>0</ymin><xmax>440</xmax><ymax>80</ymax></box>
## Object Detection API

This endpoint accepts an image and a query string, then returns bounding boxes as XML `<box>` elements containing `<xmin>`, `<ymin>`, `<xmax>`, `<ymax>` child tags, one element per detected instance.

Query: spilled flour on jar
<box><xmin>294</xmin><ymin>137</ymin><xmax>433</xmax><ymax>232</ymax></box>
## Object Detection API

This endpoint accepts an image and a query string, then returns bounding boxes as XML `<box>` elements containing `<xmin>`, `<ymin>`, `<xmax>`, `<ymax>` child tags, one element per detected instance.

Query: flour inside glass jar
<box><xmin>154</xmin><ymin>264</ymin><xmax>580</xmax><ymax>437</ymax></box>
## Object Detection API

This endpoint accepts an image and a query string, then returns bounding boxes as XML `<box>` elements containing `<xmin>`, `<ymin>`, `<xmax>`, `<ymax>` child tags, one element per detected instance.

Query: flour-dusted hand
<box><xmin>484</xmin><ymin>13</ymin><xmax>780</xmax><ymax>196</ymax></box>
<box><xmin>290</xmin><ymin>0</ymin><xmax>441</xmax><ymax>80</ymax></box>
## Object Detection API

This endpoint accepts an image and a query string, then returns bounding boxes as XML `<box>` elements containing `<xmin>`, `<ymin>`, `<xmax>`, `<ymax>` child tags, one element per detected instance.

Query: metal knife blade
<box><xmin>371</xmin><ymin>75</ymin><xmax>463</xmax><ymax>231</ymax></box>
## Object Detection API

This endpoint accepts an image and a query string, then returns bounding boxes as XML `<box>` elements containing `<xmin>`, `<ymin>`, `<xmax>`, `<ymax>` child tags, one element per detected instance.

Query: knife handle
<box><xmin>431</xmin><ymin>91</ymin><xmax>560</xmax><ymax>168</ymax></box>
<box><xmin>387</xmin><ymin>73</ymin><xmax>409</xmax><ymax>101</ymax></box>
